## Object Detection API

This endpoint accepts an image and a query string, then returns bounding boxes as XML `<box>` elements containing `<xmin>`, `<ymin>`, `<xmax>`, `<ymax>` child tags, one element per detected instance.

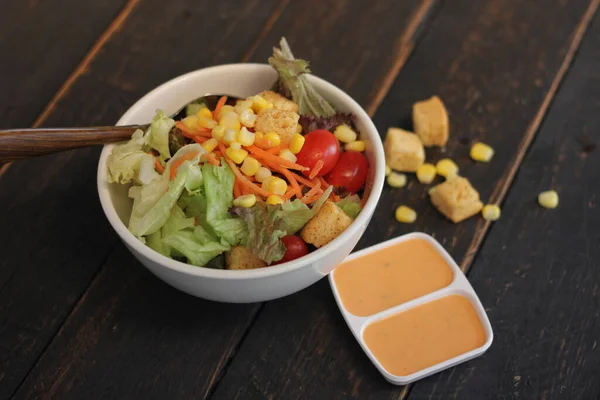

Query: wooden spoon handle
<box><xmin>0</xmin><ymin>125</ymin><xmax>147</xmax><ymax>163</ymax></box>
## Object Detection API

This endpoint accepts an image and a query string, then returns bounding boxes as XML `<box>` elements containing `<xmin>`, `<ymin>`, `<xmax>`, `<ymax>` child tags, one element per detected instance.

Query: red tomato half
<box><xmin>274</xmin><ymin>235</ymin><xmax>309</xmax><ymax>264</ymax></box>
<box><xmin>325</xmin><ymin>151</ymin><xmax>369</xmax><ymax>193</ymax></box>
<box><xmin>295</xmin><ymin>130</ymin><xmax>340</xmax><ymax>176</ymax></box>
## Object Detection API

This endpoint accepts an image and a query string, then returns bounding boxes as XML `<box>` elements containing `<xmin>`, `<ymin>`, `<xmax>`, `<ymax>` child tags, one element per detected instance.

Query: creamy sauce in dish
<box><xmin>363</xmin><ymin>294</ymin><xmax>486</xmax><ymax>376</ymax></box>
<box><xmin>333</xmin><ymin>238</ymin><xmax>454</xmax><ymax>316</ymax></box>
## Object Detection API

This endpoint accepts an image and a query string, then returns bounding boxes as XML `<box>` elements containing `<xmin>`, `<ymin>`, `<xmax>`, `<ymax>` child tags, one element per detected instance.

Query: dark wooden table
<box><xmin>2</xmin><ymin>1</ymin><xmax>599</xmax><ymax>399</ymax></box>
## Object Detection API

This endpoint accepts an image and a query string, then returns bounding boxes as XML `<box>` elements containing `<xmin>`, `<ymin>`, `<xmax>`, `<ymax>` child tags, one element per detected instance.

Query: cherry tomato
<box><xmin>274</xmin><ymin>235</ymin><xmax>309</xmax><ymax>264</ymax></box>
<box><xmin>296</xmin><ymin>130</ymin><xmax>340</xmax><ymax>176</ymax></box>
<box><xmin>324</xmin><ymin>151</ymin><xmax>369</xmax><ymax>193</ymax></box>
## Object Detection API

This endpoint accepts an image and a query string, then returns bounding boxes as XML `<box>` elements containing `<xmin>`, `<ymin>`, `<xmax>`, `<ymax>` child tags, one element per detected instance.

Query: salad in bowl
<box><xmin>106</xmin><ymin>39</ymin><xmax>370</xmax><ymax>271</ymax></box>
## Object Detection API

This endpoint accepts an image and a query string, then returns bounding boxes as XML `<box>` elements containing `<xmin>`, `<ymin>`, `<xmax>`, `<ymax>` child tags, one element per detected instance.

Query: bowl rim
<box><xmin>97</xmin><ymin>63</ymin><xmax>385</xmax><ymax>280</ymax></box>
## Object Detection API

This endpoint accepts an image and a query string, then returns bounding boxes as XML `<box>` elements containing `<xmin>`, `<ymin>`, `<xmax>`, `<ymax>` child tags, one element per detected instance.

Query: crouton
<box><xmin>384</xmin><ymin>128</ymin><xmax>425</xmax><ymax>172</ymax></box>
<box><xmin>301</xmin><ymin>201</ymin><xmax>353</xmax><ymax>248</ymax></box>
<box><xmin>429</xmin><ymin>176</ymin><xmax>483</xmax><ymax>223</ymax></box>
<box><xmin>412</xmin><ymin>96</ymin><xmax>449</xmax><ymax>147</ymax></box>
<box><xmin>255</xmin><ymin>108</ymin><xmax>300</xmax><ymax>144</ymax></box>
<box><xmin>226</xmin><ymin>246</ymin><xmax>266</xmax><ymax>270</ymax></box>
<box><xmin>259</xmin><ymin>90</ymin><xmax>299</xmax><ymax>112</ymax></box>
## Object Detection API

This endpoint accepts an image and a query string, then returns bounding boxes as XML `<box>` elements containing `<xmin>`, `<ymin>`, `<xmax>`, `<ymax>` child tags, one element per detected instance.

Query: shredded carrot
<box><xmin>275</xmin><ymin>166</ymin><xmax>303</xmax><ymax>198</ymax></box>
<box><xmin>233</xmin><ymin>180</ymin><xmax>242</xmax><ymax>198</ymax></box>
<box><xmin>301</xmin><ymin>193</ymin><xmax>324</xmax><ymax>204</ymax></box>
<box><xmin>201</xmin><ymin>152</ymin><xmax>220</xmax><ymax>166</ymax></box>
<box><xmin>170</xmin><ymin>151</ymin><xmax>200</xmax><ymax>180</ymax></box>
<box><xmin>175</xmin><ymin>121</ymin><xmax>212</xmax><ymax>138</ymax></box>
<box><xmin>191</xmin><ymin>136</ymin><xmax>208</xmax><ymax>144</ymax></box>
<box><xmin>240</xmin><ymin>185</ymin><xmax>253</xmax><ymax>196</ymax></box>
<box><xmin>246</xmin><ymin>145</ymin><xmax>308</xmax><ymax>171</ymax></box>
<box><xmin>303</xmin><ymin>181</ymin><xmax>322</xmax><ymax>200</ymax></box>
<box><xmin>330</xmin><ymin>193</ymin><xmax>341</xmax><ymax>202</ymax></box>
<box><xmin>309</xmin><ymin>160</ymin><xmax>324</xmax><ymax>179</ymax></box>
<box><xmin>318</xmin><ymin>176</ymin><xmax>330</xmax><ymax>189</ymax></box>
<box><xmin>266</xmin><ymin>146</ymin><xmax>281</xmax><ymax>155</ymax></box>
<box><xmin>154</xmin><ymin>158</ymin><xmax>164</xmax><ymax>174</ymax></box>
<box><xmin>225</xmin><ymin>157</ymin><xmax>272</xmax><ymax>198</ymax></box>
<box><xmin>283</xmin><ymin>187</ymin><xmax>296</xmax><ymax>200</ymax></box>
<box><xmin>213</xmin><ymin>96</ymin><xmax>228</xmax><ymax>120</ymax></box>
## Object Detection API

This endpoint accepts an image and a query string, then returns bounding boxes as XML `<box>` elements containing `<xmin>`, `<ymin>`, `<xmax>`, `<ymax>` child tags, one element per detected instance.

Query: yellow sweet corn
<box><xmin>385</xmin><ymin>165</ymin><xmax>392</xmax><ymax>176</ymax></box>
<box><xmin>263</xmin><ymin>176</ymin><xmax>287</xmax><ymax>196</ymax></box>
<box><xmin>219</xmin><ymin>111</ymin><xmax>241</xmax><ymax>131</ymax></box>
<box><xmin>279</xmin><ymin>149</ymin><xmax>297</xmax><ymax>163</ymax></box>
<box><xmin>198</xmin><ymin>116</ymin><xmax>217</xmax><ymax>129</ymax></box>
<box><xmin>233</xmin><ymin>194</ymin><xmax>257</xmax><ymax>208</ymax></box>
<box><xmin>416</xmin><ymin>163</ymin><xmax>436</xmax><ymax>184</ymax></box>
<box><xmin>470</xmin><ymin>142</ymin><xmax>494</xmax><ymax>162</ymax></box>
<box><xmin>334</xmin><ymin>124</ymin><xmax>357</xmax><ymax>143</ymax></box>
<box><xmin>240</xmin><ymin>157</ymin><xmax>261</xmax><ymax>176</ymax></box>
<box><xmin>395</xmin><ymin>205</ymin><xmax>417</xmax><ymax>223</ymax></box>
<box><xmin>436</xmin><ymin>158</ymin><xmax>459</xmax><ymax>178</ymax></box>
<box><xmin>237</xmin><ymin>127</ymin><xmax>256</xmax><ymax>147</ymax></box>
<box><xmin>197</xmin><ymin>107</ymin><xmax>213</xmax><ymax>119</ymax></box>
<box><xmin>202</xmin><ymin>138</ymin><xmax>218</xmax><ymax>153</ymax></box>
<box><xmin>211</xmin><ymin>125</ymin><xmax>225</xmax><ymax>140</ymax></box>
<box><xmin>538</xmin><ymin>190</ymin><xmax>559</xmax><ymax>209</ymax></box>
<box><xmin>346</xmin><ymin>140</ymin><xmax>365</xmax><ymax>152</ymax></box>
<box><xmin>255</xmin><ymin>167</ymin><xmax>271</xmax><ymax>183</ymax></box>
<box><xmin>239</xmin><ymin>109</ymin><xmax>256</xmax><ymax>128</ymax></box>
<box><xmin>234</xmin><ymin>99</ymin><xmax>253</xmax><ymax>114</ymax></box>
<box><xmin>251</xmin><ymin>95</ymin><xmax>272</xmax><ymax>113</ymax></box>
<box><xmin>264</xmin><ymin>132</ymin><xmax>282</xmax><ymax>148</ymax></box>
<box><xmin>266</xmin><ymin>195</ymin><xmax>284</xmax><ymax>205</ymax></box>
<box><xmin>230</xmin><ymin>141</ymin><xmax>242</xmax><ymax>151</ymax></box>
<box><xmin>387</xmin><ymin>172</ymin><xmax>407</xmax><ymax>188</ymax></box>
<box><xmin>182</xmin><ymin>115</ymin><xmax>199</xmax><ymax>130</ymax></box>
<box><xmin>219</xmin><ymin>105</ymin><xmax>235</xmax><ymax>116</ymax></box>
<box><xmin>481</xmin><ymin>204</ymin><xmax>501</xmax><ymax>221</ymax></box>
<box><xmin>225</xmin><ymin>147</ymin><xmax>248</xmax><ymax>164</ymax></box>
<box><xmin>223</xmin><ymin>128</ymin><xmax>237</xmax><ymax>145</ymax></box>
<box><xmin>289</xmin><ymin>133</ymin><xmax>305</xmax><ymax>154</ymax></box>
<box><xmin>296</xmin><ymin>124</ymin><xmax>303</xmax><ymax>134</ymax></box>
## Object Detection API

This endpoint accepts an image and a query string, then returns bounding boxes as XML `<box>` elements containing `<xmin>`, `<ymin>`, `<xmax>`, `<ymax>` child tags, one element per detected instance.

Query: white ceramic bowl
<box><xmin>97</xmin><ymin>63</ymin><xmax>385</xmax><ymax>303</ymax></box>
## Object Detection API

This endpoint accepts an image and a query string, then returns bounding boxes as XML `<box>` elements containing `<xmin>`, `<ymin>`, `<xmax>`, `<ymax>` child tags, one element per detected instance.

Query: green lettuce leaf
<box><xmin>162</xmin><ymin>229</ymin><xmax>230</xmax><ymax>267</ymax></box>
<box><xmin>146</xmin><ymin>230</ymin><xmax>168</xmax><ymax>256</ymax></box>
<box><xmin>106</xmin><ymin>129</ymin><xmax>156</xmax><ymax>184</ymax></box>
<box><xmin>336</xmin><ymin>194</ymin><xmax>362</xmax><ymax>219</ymax></box>
<box><xmin>145</xmin><ymin>110</ymin><xmax>174</xmax><ymax>160</ymax></box>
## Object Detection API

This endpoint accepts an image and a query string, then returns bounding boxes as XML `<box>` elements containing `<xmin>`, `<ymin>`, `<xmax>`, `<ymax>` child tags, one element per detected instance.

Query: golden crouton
<box><xmin>412</xmin><ymin>96</ymin><xmax>449</xmax><ymax>147</ymax></box>
<box><xmin>226</xmin><ymin>246</ymin><xmax>266</xmax><ymax>270</ymax></box>
<box><xmin>255</xmin><ymin>108</ymin><xmax>300</xmax><ymax>144</ymax></box>
<box><xmin>384</xmin><ymin>128</ymin><xmax>425</xmax><ymax>172</ymax></box>
<box><xmin>259</xmin><ymin>90</ymin><xmax>299</xmax><ymax>112</ymax></box>
<box><xmin>301</xmin><ymin>201</ymin><xmax>353</xmax><ymax>248</ymax></box>
<box><xmin>429</xmin><ymin>176</ymin><xmax>483</xmax><ymax>223</ymax></box>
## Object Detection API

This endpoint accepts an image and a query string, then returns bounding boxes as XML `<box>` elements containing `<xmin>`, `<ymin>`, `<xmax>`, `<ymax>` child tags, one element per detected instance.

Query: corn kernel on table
<box><xmin>1</xmin><ymin>1</ymin><xmax>599</xmax><ymax>399</ymax></box>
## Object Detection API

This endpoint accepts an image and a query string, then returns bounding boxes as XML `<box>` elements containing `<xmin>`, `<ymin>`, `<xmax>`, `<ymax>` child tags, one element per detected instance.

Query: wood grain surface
<box><xmin>210</xmin><ymin>0</ymin><xmax>599</xmax><ymax>399</ymax></box>
<box><xmin>1</xmin><ymin>1</ymin><xmax>438</xmax><ymax>399</ymax></box>
<box><xmin>407</xmin><ymin>9</ymin><xmax>600</xmax><ymax>399</ymax></box>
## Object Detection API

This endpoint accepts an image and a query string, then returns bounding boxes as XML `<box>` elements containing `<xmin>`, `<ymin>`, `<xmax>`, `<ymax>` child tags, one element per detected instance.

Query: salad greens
<box><xmin>336</xmin><ymin>195</ymin><xmax>362</xmax><ymax>219</ymax></box>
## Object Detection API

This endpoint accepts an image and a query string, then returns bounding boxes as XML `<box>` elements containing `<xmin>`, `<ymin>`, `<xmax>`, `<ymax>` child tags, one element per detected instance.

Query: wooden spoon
<box><xmin>0</xmin><ymin>94</ymin><xmax>240</xmax><ymax>163</ymax></box>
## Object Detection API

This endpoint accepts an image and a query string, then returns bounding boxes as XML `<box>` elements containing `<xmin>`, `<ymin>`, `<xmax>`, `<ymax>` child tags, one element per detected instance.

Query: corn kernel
<box><xmin>238</xmin><ymin>127</ymin><xmax>256</xmax><ymax>147</ymax></box>
<box><xmin>436</xmin><ymin>158</ymin><xmax>459</xmax><ymax>178</ymax></box>
<box><xmin>225</xmin><ymin>147</ymin><xmax>248</xmax><ymax>164</ymax></box>
<box><xmin>395</xmin><ymin>205</ymin><xmax>417</xmax><ymax>223</ymax></box>
<box><xmin>263</xmin><ymin>176</ymin><xmax>287</xmax><ymax>196</ymax></box>
<box><xmin>212</xmin><ymin>125</ymin><xmax>225</xmax><ymax>140</ymax></box>
<box><xmin>251</xmin><ymin>95</ymin><xmax>272</xmax><ymax>113</ymax></box>
<box><xmin>470</xmin><ymin>142</ymin><xmax>494</xmax><ymax>162</ymax></box>
<box><xmin>240</xmin><ymin>157</ymin><xmax>261</xmax><ymax>176</ymax></box>
<box><xmin>289</xmin><ymin>133</ymin><xmax>305</xmax><ymax>154</ymax></box>
<box><xmin>255</xmin><ymin>167</ymin><xmax>272</xmax><ymax>183</ymax></box>
<box><xmin>234</xmin><ymin>99</ymin><xmax>253</xmax><ymax>114</ymax></box>
<box><xmin>334</xmin><ymin>124</ymin><xmax>357</xmax><ymax>143</ymax></box>
<box><xmin>219</xmin><ymin>105</ymin><xmax>235</xmax><ymax>116</ymax></box>
<box><xmin>230</xmin><ymin>141</ymin><xmax>242</xmax><ymax>150</ymax></box>
<box><xmin>197</xmin><ymin>107</ymin><xmax>213</xmax><ymax>119</ymax></box>
<box><xmin>266</xmin><ymin>195</ymin><xmax>284</xmax><ymax>205</ymax></box>
<box><xmin>279</xmin><ymin>149</ymin><xmax>297</xmax><ymax>163</ymax></box>
<box><xmin>481</xmin><ymin>204</ymin><xmax>501</xmax><ymax>221</ymax></box>
<box><xmin>219</xmin><ymin>111</ymin><xmax>241</xmax><ymax>131</ymax></box>
<box><xmin>385</xmin><ymin>165</ymin><xmax>392</xmax><ymax>176</ymax></box>
<box><xmin>538</xmin><ymin>190</ymin><xmax>559</xmax><ymax>209</ymax></box>
<box><xmin>233</xmin><ymin>194</ymin><xmax>256</xmax><ymax>208</ymax></box>
<box><xmin>346</xmin><ymin>140</ymin><xmax>366</xmax><ymax>152</ymax></box>
<box><xmin>198</xmin><ymin>116</ymin><xmax>217</xmax><ymax>129</ymax></box>
<box><xmin>239</xmin><ymin>109</ymin><xmax>256</xmax><ymax>128</ymax></box>
<box><xmin>387</xmin><ymin>172</ymin><xmax>407</xmax><ymax>188</ymax></box>
<box><xmin>416</xmin><ymin>163</ymin><xmax>436</xmax><ymax>184</ymax></box>
<box><xmin>223</xmin><ymin>128</ymin><xmax>237</xmax><ymax>145</ymax></box>
<box><xmin>264</xmin><ymin>132</ymin><xmax>282</xmax><ymax>148</ymax></box>
<box><xmin>182</xmin><ymin>115</ymin><xmax>199</xmax><ymax>130</ymax></box>
<box><xmin>296</xmin><ymin>124</ymin><xmax>303</xmax><ymax>134</ymax></box>
<box><xmin>202</xmin><ymin>138</ymin><xmax>218</xmax><ymax>153</ymax></box>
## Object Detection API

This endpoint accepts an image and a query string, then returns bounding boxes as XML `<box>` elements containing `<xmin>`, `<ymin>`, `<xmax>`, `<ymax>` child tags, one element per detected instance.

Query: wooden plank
<box><xmin>407</xmin><ymin>9</ymin><xmax>600</xmax><ymax>398</ymax></box>
<box><xmin>209</xmin><ymin>0</ymin><xmax>599</xmax><ymax>399</ymax></box>
<box><xmin>4</xmin><ymin>0</ymin><xmax>437</xmax><ymax>398</ymax></box>
<box><xmin>0</xmin><ymin>0</ymin><xmax>283</xmax><ymax>398</ymax></box>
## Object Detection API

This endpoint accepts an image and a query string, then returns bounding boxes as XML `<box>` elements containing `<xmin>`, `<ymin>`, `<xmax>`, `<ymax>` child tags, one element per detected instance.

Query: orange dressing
<box><xmin>334</xmin><ymin>238</ymin><xmax>454</xmax><ymax>316</ymax></box>
<box><xmin>363</xmin><ymin>295</ymin><xmax>486</xmax><ymax>376</ymax></box>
